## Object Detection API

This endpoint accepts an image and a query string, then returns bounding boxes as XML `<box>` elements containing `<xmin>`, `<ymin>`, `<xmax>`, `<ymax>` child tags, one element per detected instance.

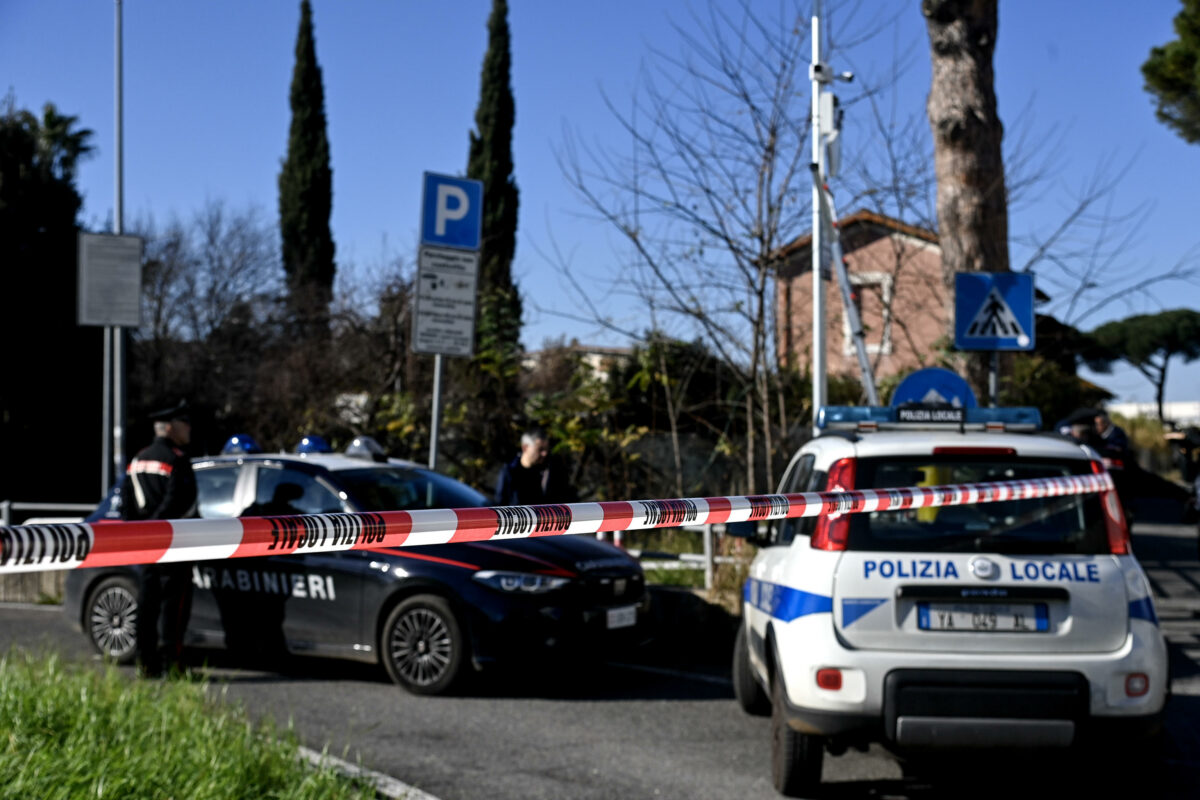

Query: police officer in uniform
<box><xmin>120</xmin><ymin>400</ymin><xmax>198</xmax><ymax>676</ymax></box>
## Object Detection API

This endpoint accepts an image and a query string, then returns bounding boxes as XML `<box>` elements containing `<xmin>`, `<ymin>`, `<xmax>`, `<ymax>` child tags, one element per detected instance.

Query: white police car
<box><xmin>729</xmin><ymin>405</ymin><xmax>1168</xmax><ymax>796</ymax></box>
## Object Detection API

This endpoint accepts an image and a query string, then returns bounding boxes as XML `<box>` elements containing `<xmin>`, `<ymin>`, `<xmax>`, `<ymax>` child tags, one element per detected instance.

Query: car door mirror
<box><xmin>725</xmin><ymin>520</ymin><xmax>757</xmax><ymax>537</ymax></box>
<box><xmin>725</xmin><ymin>519</ymin><xmax>770</xmax><ymax>547</ymax></box>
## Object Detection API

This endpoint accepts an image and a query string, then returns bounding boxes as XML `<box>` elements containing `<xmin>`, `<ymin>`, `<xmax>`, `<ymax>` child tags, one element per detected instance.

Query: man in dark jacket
<box><xmin>120</xmin><ymin>399</ymin><xmax>197</xmax><ymax>676</ymax></box>
<box><xmin>495</xmin><ymin>427</ymin><xmax>576</xmax><ymax>506</ymax></box>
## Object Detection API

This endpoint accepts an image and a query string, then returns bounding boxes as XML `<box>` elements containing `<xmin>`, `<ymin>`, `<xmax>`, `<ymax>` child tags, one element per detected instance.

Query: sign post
<box><xmin>415</xmin><ymin>172</ymin><xmax>483</xmax><ymax>470</ymax></box>
<box><xmin>954</xmin><ymin>272</ymin><xmax>1035</xmax><ymax>407</ymax></box>
<box><xmin>78</xmin><ymin>231</ymin><xmax>142</xmax><ymax>495</ymax></box>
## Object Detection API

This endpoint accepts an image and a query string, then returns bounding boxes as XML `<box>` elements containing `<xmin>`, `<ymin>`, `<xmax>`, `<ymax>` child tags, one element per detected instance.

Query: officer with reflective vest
<box><xmin>119</xmin><ymin>399</ymin><xmax>197</xmax><ymax>676</ymax></box>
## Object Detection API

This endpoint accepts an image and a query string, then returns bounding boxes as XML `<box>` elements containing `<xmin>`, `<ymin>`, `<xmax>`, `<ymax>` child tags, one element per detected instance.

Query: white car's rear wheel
<box><xmin>771</xmin><ymin>666</ymin><xmax>823</xmax><ymax>796</ymax></box>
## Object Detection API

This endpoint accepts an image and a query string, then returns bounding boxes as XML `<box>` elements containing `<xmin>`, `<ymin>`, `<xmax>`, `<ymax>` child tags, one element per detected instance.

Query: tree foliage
<box><xmin>0</xmin><ymin>97</ymin><xmax>101</xmax><ymax>501</ymax></box>
<box><xmin>556</xmin><ymin>1</ymin><xmax>825</xmax><ymax>492</ymax></box>
<box><xmin>127</xmin><ymin>202</ymin><xmax>288</xmax><ymax>454</ymax></box>
<box><xmin>449</xmin><ymin>0</ymin><xmax>523</xmax><ymax>478</ymax></box>
<box><xmin>278</xmin><ymin>0</ymin><xmax>335</xmax><ymax>335</ymax></box>
<box><xmin>1143</xmin><ymin>0</ymin><xmax>1200</xmax><ymax>144</ymax></box>
<box><xmin>922</xmin><ymin>0</ymin><xmax>1009</xmax><ymax>397</ymax></box>
<box><xmin>1088</xmin><ymin>309</ymin><xmax>1200</xmax><ymax>420</ymax></box>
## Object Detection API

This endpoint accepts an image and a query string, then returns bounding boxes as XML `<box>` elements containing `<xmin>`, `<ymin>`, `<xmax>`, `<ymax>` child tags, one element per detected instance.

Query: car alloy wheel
<box><xmin>381</xmin><ymin>594</ymin><xmax>466</xmax><ymax>695</ymax></box>
<box><xmin>87</xmin><ymin>576</ymin><xmax>140</xmax><ymax>665</ymax></box>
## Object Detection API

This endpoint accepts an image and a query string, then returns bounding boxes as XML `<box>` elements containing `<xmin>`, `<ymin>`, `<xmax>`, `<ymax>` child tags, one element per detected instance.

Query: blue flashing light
<box><xmin>296</xmin><ymin>434</ymin><xmax>333</xmax><ymax>454</ymax></box>
<box><xmin>817</xmin><ymin>406</ymin><xmax>894</xmax><ymax>429</ymax></box>
<box><xmin>968</xmin><ymin>407</ymin><xmax>1042</xmax><ymax>428</ymax></box>
<box><xmin>345</xmin><ymin>435</ymin><xmax>388</xmax><ymax>462</ymax></box>
<box><xmin>222</xmin><ymin>433</ymin><xmax>262</xmax><ymax>455</ymax></box>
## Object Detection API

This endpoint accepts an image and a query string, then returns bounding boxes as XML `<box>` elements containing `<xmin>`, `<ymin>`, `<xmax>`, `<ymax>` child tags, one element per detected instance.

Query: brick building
<box><xmin>775</xmin><ymin>210</ymin><xmax>949</xmax><ymax>382</ymax></box>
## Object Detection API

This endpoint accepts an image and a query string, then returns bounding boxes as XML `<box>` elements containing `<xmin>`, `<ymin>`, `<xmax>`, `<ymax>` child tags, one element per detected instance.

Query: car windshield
<box><xmin>848</xmin><ymin>456</ymin><xmax>1108</xmax><ymax>555</ymax></box>
<box><xmin>336</xmin><ymin>467</ymin><xmax>489</xmax><ymax>512</ymax></box>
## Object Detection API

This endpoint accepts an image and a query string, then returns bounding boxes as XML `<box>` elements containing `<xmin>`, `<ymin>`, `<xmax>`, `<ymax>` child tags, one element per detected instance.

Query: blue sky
<box><xmin>2</xmin><ymin>0</ymin><xmax>1197</xmax><ymax>405</ymax></box>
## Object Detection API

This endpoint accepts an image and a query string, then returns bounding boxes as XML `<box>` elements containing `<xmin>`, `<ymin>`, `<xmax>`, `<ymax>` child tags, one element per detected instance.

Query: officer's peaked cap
<box><xmin>149</xmin><ymin>399</ymin><xmax>191</xmax><ymax>423</ymax></box>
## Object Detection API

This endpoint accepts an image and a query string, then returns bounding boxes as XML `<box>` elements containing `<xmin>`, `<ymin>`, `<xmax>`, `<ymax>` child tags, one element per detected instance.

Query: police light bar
<box><xmin>817</xmin><ymin>406</ymin><xmax>1042</xmax><ymax>432</ymax></box>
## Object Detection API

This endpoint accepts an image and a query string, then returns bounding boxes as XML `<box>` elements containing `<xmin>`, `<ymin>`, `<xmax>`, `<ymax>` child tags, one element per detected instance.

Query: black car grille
<box><xmin>576</xmin><ymin>571</ymin><xmax>644</xmax><ymax>606</ymax></box>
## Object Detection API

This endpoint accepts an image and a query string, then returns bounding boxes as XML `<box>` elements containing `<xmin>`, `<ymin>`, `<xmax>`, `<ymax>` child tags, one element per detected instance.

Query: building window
<box><xmin>842</xmin><ymin>272</ymin><xmax>892</xmax><ymax>356</ymax></box>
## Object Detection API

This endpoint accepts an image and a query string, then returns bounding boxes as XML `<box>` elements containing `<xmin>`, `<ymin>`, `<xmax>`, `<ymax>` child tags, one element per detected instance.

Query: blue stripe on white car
<box><xmin>744</xmin><ymin>578</ymin><xmax>832</xmax><ymax>622</ymax></box>
<box><xmin>1128</xmin><ymin>596</ymin><xmax>1158</xmax><ymax>625</ymax></box>
<box><xmin>841</xmin><ymin>598</ymin><xmax>888</xmax><ymax>628</ymax></box>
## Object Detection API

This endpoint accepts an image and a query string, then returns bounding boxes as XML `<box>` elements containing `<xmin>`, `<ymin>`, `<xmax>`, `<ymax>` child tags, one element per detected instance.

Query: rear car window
<box><xmin>336</xmin><ymin>467</ymin><xmax>488</xmax><ymax>512</ymax></box>
<box><xmin>196</xmin><ymin>465</ymin><xmax>240</xmax><ymax>518</ymax></box>
<box><xmin>848</xmin><ymin>456</ymin><xmax>1106</xmax><ymax>555</ymax></box>
<box><xmin>253</xmin><ymin>467</ymin><xmax>345</xmax><ymax>515</ymax></box>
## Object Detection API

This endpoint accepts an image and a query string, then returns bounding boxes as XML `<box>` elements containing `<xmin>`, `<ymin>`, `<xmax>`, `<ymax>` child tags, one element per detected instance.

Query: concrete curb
<box><xmin>298</xmin><ymin>746</ymin><xmax>442</xmax><ymax>800</ymax></box>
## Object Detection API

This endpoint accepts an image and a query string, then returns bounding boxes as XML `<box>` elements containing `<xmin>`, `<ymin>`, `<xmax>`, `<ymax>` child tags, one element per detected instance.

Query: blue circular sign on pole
<box><xmin>890</xmin><ymin>367</ymin><xmax>977</xmax><ymax>408</ymax></box>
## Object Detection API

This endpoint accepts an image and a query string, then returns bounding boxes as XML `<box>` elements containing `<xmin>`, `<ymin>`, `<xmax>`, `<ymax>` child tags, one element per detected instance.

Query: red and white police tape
<box><xmin>0</xmin><ymin>472</ymin><xmax>1116</xmax><ymax>575</ymax></box>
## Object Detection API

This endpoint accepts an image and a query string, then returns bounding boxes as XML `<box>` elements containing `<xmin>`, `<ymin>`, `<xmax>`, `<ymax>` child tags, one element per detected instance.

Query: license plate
<box><xmin>606</xmin><ymin>605</ymin><xmax>637</xmax><ymax>630</ymax></box>
<box><xmin>918</xmin><ymin>602</ymin><xmax>1048</xmax><ymax>632</ymax></box>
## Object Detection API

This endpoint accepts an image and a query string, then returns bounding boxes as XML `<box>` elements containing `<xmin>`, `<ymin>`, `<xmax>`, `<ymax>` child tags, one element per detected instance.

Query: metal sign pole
<box><xmin>101</xmin><ymin>329</ymin><xmax>112</xmax><ymax>495</ymax></box>
<box><xmin>429</xmin><ymin>353</ymin><xmax>443</xmax><ymax>470</ymax></box>
<box><xmin>112</xmin><ymin>0</ymin><xmax>126</xmax><ymax>484</ymax></box>
<box><xmin>414</xmin><ymin>173</ymin><xmax>484</xmax><ymax>472</ymax></box>
<box><xmin>989</xmin><ymin>350</ymin><xmax>999</xmax><ymax>408</ymax></box>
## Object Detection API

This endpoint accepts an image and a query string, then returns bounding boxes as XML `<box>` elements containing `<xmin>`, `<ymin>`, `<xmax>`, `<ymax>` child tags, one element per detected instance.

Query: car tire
<box><xmin>771</xmin><ymin>666</ymin><xmax>823</xmax><ymax>797</ymax></box>
<box><xmin>380</xmin><ymin>594</ymin><xmax>467</xmax><ymax>695</ymax></box>
<box><xmin>732</xmin><ymin>621</ymin><xmax>769</xmax><ymax>716</ymax></box>
<box><xmin>85</xmin><ymin>575</ymin><xmax>140</xmax><ymax>665</ymax></box>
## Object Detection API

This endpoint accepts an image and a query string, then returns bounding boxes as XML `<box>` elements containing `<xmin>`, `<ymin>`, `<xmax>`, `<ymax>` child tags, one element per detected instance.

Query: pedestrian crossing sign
<box><xmin>954</xmin><ymin>272</ymin><xmax>1035</xmax><ymax>351</ymax></box>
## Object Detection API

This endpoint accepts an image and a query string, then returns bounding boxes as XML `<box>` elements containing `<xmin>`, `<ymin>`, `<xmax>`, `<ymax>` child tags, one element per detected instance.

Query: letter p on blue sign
<box><xmin>421</xmin><ymin>172</ymin><xmax>483</xmax><ymax>251</ymax></box>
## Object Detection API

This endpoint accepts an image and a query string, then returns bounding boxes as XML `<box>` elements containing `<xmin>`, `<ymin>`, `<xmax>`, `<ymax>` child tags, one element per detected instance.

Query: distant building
<box><xmin>521</xmin><ymin>343</ymin><xmax>632</xmax><ymax>383</ymax></box>
<box><xmin>1107</xmin><ymin>401</ymin><xmax>1200</xmax><ymax>427</ymax></box>
<box><xmin>774</xmin><ymin>210</ymin><xmax>947</xmax><ymax>381</ymax></box>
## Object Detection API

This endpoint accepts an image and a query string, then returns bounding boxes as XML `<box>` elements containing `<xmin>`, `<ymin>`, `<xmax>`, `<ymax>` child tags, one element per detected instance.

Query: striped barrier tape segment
<box><xmin>0</xmin><ymin>472</ymin><xmax>1114</xmax><ymax>575</ymax></box>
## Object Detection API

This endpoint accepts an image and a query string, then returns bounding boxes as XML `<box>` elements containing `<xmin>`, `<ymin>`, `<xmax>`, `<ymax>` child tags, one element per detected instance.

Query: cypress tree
<box><xmin>465</xmin><ymin>0</ymin><xmax>523</xmax><ymax>465</ymax></box>
<box><xmin>279</xmin><ymin>0</ymin><xmax>335</xmax><ymax>335</ymax></box>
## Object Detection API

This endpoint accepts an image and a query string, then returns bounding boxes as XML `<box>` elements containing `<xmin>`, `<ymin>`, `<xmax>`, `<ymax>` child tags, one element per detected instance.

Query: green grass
<box><xmin>0</xmin><ymin>651</ymin><xmax>373</xmax><ymax>800</ymax></box>
<box><xmin>642</xmin><ymin>566</ymin><xmax>707</xmax><ymax>587</ymax></box>
<box><xmin>622</xmin><ymin>527</ymin><xmax>705</xmax><ymax>555</ymax></box>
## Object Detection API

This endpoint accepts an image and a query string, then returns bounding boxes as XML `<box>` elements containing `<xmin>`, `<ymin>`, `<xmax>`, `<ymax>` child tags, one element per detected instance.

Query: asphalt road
<box><xmin>4</xmin><ymin>520</ymin><xmax>1200</xmax><ymax>800</ymax></box>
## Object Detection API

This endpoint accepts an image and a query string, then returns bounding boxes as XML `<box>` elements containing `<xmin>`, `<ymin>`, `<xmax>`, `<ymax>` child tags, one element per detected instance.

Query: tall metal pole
<box><xmin>112</xmin><ymin>0</ymin><xmax>126</xmax><ymax>483</ymax></box>
<box><xmin>101</xmin><ymin>328</ymin><xmax>112</xmax><ymax>496</ymax></box>
<box><xmin>810</xmin><ymin>1</ymin><xmax>827</xmax><ymax>434</ymax></box>
<box><xmin>428</xmin><ymin>354</ymin><xmax>443</xmax><ymax>470</ymax></box>
<box><xmin>989</xmin><ymin>351</ymin><xmax>999</xmax><ymax>407</ymax></box>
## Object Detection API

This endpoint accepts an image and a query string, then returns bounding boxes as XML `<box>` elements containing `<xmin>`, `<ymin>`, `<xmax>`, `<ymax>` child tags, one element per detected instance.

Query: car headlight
<box><xmin>472</xmin><ymin>570</ymin><xmax>570</xmax><ymax>594</ymax></box>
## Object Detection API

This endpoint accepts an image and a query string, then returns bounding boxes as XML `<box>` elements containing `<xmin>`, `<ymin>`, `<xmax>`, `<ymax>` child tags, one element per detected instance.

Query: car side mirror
<box><xmin>725</xmin><ymin>520</ymin><xmax>757</xmax><ymax>537</ymax></box>
<box><xmin>725</xmin><ymin>519</ymin><xmax>769</xmax><ymax>546</ymax></box>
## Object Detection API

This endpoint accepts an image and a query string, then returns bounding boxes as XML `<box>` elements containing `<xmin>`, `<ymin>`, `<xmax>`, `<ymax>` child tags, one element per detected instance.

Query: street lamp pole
<box><xmin>810</xmin><ymin>0</ymin><xmax>827</xmax><ymax>435</ymax></box>
<box><xmin>112</xmin><ymin>0</ymin><xmax>127</xmax><ymax>485</ymax></box>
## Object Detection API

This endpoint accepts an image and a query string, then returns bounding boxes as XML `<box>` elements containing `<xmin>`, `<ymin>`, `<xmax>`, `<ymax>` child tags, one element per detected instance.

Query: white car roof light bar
<box><xmin>818</xmin><ymin>405</ymin><xmax>1042</xmax><ymax>433</ymax></box>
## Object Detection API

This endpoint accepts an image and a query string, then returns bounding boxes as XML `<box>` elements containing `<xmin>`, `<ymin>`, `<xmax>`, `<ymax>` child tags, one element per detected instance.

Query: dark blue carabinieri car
<box><xmin>63</xmin><ymin>450</ymin><xmax>648</xmax><ymax>694</ymax></box>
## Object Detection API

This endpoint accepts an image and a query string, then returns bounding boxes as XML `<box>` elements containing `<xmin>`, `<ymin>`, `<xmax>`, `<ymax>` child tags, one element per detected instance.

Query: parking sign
<box><xmin>421</xmin><ymin>172</ymin><xmax>483</xmax><ymax>251</ymax></box>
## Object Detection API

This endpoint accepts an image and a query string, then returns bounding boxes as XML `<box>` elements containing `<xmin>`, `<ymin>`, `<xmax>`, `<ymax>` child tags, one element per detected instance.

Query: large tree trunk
<box><xmin>923</xmin><ymin>0</ymin><xmax>1009</xmax><ymax>396</ymax></box>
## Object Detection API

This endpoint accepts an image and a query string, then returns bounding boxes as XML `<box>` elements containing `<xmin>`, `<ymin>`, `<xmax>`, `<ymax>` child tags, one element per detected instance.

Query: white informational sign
<box><xmin>412</xmin><ymin>245</ymin><xmax>480</xmax><ymax>357</ymax></box>
<box><xmin>78</xmin><ymin>233</ymin><xmax>143</xmax><ymax>327</ymax></box>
